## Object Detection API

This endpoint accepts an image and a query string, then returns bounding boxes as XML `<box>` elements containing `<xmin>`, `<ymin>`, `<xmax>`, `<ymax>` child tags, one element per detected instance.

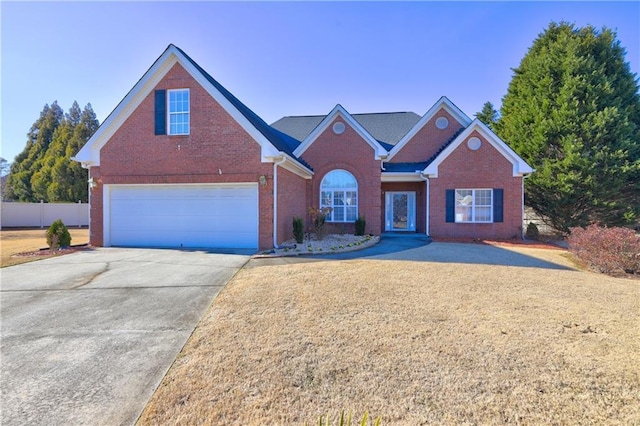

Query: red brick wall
<box><xmin>301</xmin><ymin>117</ymin><xmax>382</xmax><ymax>236</ymax></box>
<box><xmin>381</xmin><ymin>182</ymin><xmax>427</xmax><ymax>233</ymax></box>
<box><xmin>94</xmin><ymin>62</ymin><xmax>274</xmax><ymax>249</ymax></box>
<box><xmin>429</xmin><ymin>131</ymin><xmax>523</xmax><ymax>239</ymax></box>
<box><xmin>390</xmin><ymin>109</ymin><xmax>462</xmax><ymax>163</ymax></box>
<box><xmin>276</xmin><ymin>167</ymin><xmax>308</xmax><ymax>245</ymax></box>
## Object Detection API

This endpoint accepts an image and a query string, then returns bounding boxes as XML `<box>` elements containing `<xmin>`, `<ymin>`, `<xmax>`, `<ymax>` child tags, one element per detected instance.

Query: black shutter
<box><xmin>154</xmin><ymin>90</ymin><xmax>166</xmax><ymax>135</ymax></box>
<box><xmin>445</xmin><ymin>189</ymin><xmax>455</xmax><ymax>223</ymax></box>
<box><xmin>493</xmin><ymin>188</ymin><xmax>504</xmax><ymax>223</ymax></box>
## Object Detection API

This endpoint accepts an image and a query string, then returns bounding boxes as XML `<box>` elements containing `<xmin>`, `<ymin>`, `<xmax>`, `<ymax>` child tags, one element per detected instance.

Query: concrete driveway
<box><xmin>1</xmin><ymin>247</ymin><xmax>251</xmax><ymax>425</ymax></box>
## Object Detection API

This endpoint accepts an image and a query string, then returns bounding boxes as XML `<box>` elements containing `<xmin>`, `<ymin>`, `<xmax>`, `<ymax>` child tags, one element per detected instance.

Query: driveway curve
<box><xmin>1</xmin><ymin>248</ymin><xmax>250</xmax><ymax>425</ymax></box>
<box><xmin>252</xmin><ymin>235</ymin><xmax>572</xmax><ymax>271</ymax></box>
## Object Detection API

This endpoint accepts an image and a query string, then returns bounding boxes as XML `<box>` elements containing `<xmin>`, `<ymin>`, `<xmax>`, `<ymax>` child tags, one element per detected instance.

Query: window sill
<box><xmin>454</xmin><ymin>221</ymin><xmax>494</xmax><ymax>224</ymax></box>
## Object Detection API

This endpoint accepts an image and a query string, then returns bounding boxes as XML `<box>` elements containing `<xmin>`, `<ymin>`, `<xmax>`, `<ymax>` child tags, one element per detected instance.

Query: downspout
<box><xmin>273</xmin><ymin>155</ymin><xmax>287</xmax><ymax>249</ymax></box>
<box><xmin>420</xmin><ymin>172</ymin><xmax>430</xmax><ymax>236</ymax></box>
<box><xmin>87</xmin><ymin>168</ymin><xmax>91</xmax><ymax>243</ymax></box>
<box><xmin>522</xmin><ymin>173</ymin><xmax>531</xmax><ymax>239</ymax></box>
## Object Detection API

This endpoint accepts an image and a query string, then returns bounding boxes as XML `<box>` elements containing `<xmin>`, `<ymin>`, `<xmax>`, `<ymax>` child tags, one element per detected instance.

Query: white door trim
<box><xmin>385</xmin><ymin>191</ymin><xmax>416</xmax><ymax>231</ymax></box>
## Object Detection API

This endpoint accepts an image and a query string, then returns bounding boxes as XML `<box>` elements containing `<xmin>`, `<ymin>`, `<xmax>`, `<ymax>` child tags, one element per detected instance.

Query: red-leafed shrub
<box><xmin>568</xmin><ymin>224</ymin><xmax>640</xmax><ymax>275</ymax></box>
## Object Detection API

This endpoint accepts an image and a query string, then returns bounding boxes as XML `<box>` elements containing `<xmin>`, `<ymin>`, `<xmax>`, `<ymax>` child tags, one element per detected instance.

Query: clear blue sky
<box><xmin>1</xmin><ymin>1</ymin><xmax>638</xmax><ymax>163</ymax></box>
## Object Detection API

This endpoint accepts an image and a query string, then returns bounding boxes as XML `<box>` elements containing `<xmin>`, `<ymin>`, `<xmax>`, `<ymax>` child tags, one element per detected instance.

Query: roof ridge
<box><xmin>352</xmin><ymin>111</ymin><xmax>418</xmax><ymax>116</ymax></box>
<box><xmin>276</xmin><ymin>111</ymin><xmax>419</xmax><ymax>120</ymax></box>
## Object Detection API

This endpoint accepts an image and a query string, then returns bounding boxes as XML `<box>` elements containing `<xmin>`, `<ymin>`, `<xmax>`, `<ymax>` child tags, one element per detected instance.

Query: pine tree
<box><xmin>475</xmin><ymin>101</ymin><xmax>498</xmax><ymax>130</ymax></box>
<box><xmin>6</xmin><ymin>102</ymin><xmax>64</xmax><ymax>201</ymax></box>
<box><xmin>0</xmin><ymin>157</ymin><xmax>9</xmax><ymax>201</ymax></box>
<box><xmin>4</xmin><ymin>102</ymin><xmax>98</xmax><ymax>202</ymax></box>
<box><xmin>497</xmin><ymin>22</ymin><xmax>640</xmax><ymax>233</ymax></box>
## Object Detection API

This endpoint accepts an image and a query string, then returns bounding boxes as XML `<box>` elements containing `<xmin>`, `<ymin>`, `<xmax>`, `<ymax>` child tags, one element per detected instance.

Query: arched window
<box><xmin>320</xmin><ymin>170</ymin><xmax>358</xmax><ymax>222</ymax></box>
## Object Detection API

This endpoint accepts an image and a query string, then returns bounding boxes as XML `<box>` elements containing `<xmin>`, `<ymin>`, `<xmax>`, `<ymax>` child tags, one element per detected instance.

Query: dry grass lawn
<box><xmin>0</xmin><ymin>228</ymin><xmax>89</xmax><ymax>267</ymax></box>
<box><xmin>139</xmin><ymin>245</ymin><xmax>639</xmax><ymax>425</ymax></box>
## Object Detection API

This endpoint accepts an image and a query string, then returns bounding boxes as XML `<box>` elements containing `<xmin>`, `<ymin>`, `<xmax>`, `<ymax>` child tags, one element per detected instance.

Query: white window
<box><xmin>455</xmin><ymin>189</ymin><xmax>492</xmax><ymax>223</ymax></box>
<box><xmin>168</xmin><ymin>89</ymin><xmax>190</xmax><ymax>135</ymax></box>
<box><xmin>320</xmin><ymin>170</ymin><xmax>358</xmax><ymax>222</ymax></box>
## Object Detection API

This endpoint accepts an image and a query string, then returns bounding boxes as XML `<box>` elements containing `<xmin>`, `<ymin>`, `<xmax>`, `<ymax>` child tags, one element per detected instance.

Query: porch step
<box><xmin>381</xmin><ymin>232</ymin><xmax>431</xmax><ymax>241</ymax></box>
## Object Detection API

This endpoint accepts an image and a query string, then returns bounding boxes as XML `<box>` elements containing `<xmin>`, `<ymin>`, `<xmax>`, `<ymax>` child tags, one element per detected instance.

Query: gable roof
<box><xmin>74</xmin><ymin>44</ymin><xmax>312</xmax><ymax>176</ymax></box>
<box><xmin>292</xmin><ymin>104</ymin><xmax>388</xmax><ymax>160</ymax></box>
<box><xmin>423</xmin><ymin>119</ymin><xmax>534</xmax><ymax>177</ymax></box>
<box><xmin>272</xmin><ymin>111</ymin><xmax>420</xmax><ymax>146</ymax></box>
<box><xmin>173</xmin><ymin>45</ymin><xmax>303</xmax><ymax>159</ymax></box>
<box><xmin>386</xmin><ymin>96</ymin><xmax>472</xmax><ymax>161</ymax></box>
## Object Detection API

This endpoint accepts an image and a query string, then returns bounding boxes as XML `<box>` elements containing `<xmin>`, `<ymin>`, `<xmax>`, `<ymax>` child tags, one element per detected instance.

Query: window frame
<box><xmin>454</xmin><ymin>188</ymin><xmax>493</xmax><ymax>223</ymax></box>
<box><xmin>167</xmin><ymin>88</ymin><xmax>190</xmax><ymax>136</ymax></box>
<box><xmin>320</xmin><ymin>169</ymin><xmax>358</xmax><ymax>223</ymax></box>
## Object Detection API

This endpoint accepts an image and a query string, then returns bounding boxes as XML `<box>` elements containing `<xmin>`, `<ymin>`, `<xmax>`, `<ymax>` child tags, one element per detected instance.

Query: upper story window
<box><xmin>320</xmin><ymin>170</ymin><xmax>358</xmax><ymax>222</ymax></box>
<box><xmin>168</xmin><ymin>89</ymin><xmax>190</xmax><ymax>135</ymax></box>
<box><xmin>455</xmin><ymin>189</ymin><xmax>492</xmax><ymax>223</ymax></box>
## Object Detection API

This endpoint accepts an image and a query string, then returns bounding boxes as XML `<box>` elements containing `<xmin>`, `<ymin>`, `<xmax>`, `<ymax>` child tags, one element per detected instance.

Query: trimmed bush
<box><xmin>525</xmin><ymin>222</ymin><xmax>540</xmax><ymax>240</ymax></box>
<box><xmin>308</xmin><ymin>206</ymin><xmax>332</xmax><ymax>240</ymax></box>
<box><xmin>46</xmin><ymin>219</ymin><xmax>72</xmax><ymax>249</ymax></box>
<box><xmin>568</xmin><ymin>223</ymin><xmax>640</xmax><ymax>275</ymax></box>
<box><xmin>355</xmin><ymin>216</ymin><xmax>366</xmax><ymax>236</ymax></box>
<box><xmin>293</xmin><ymin>216</ymin><xmax>304</xmax><ymax>243</ymax></box>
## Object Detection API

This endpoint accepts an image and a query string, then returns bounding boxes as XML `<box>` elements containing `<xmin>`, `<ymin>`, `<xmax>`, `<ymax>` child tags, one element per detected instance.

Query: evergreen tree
<box><xmin>6</xmin><ymin>102</ymin><xmax>64</xmax><ymax>201</ymax></box>
<box><xmin>0</xmin><ymin>157</ymin><xmax>9</xmax><ymax>201</ymax></box>
<box><xmin>0</xmin><ymin>158</ymin><xmax>9</xmax><ymax>176</ymax></box>
<box><xmin>4</xmin><ymin>102</ymin><xmax>98</xmax><ymax>202</ymax></box>
<box><xmin>475</xmin><ymin>101</ymin><xmax>499</xmax><ymax>130</ymax></box>
<box><xmin>497</xmin><ymin>22</ymin><xmax>640</xmax><ymax>233</ymax></box>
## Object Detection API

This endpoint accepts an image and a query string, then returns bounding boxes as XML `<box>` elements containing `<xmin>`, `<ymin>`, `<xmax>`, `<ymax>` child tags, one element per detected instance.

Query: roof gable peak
<box><xmin>74</xmin><ymin>45</ymin><xmax>310</xmax><ymax>176</ymax></box>
<box><xmin>423</xmin><ymin>118</ymin><xmax>534</xmax><ymax>177</ymax></box>
<box><xmin>386</xmin><ymin>96</ymin><xmax>472</xmax><ymax>161</ymax></box>
<box><xmin>293</xmin><ymin>104</ymin><xmax>388</xmax><ymax>159</ymax></box>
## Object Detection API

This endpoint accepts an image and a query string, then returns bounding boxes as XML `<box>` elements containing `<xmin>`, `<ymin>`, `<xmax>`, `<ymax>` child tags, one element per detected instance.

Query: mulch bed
<box><xmin>13</xmin><ymin>244</ymin><xmax>93</xmax><ymax>259</ymax></box>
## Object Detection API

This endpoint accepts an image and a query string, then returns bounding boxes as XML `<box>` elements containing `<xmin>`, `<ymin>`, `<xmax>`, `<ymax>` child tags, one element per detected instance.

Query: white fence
<box><xmin>1</xmin><ymin>202</ymin><xmax>89</xmax><ymax>228</ymax></box>
<box><xmin>523</xmin><ymin>207</ymin><xmax>556</xmax><ymax>235</ymax></box>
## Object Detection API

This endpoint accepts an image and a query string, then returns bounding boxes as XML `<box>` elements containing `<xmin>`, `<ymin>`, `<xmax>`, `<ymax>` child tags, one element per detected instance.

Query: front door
<box><xmin>385</xmin><ymin>191</ymin><xmax>416</xmax><ymax>231</ymax></box>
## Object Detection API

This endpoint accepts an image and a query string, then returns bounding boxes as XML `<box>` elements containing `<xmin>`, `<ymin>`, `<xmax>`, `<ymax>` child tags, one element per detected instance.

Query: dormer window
<box><xmin>168</xmin><ymin>89</ymin><xmax>190</xmax><ymax>135</ymax></box>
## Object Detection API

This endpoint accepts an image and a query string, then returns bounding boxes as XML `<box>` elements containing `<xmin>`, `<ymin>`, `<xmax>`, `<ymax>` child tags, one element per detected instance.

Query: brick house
<box><xmin>74</xmin><ymin>45</ymin><xmax>533</xmax><ymax>250</ymax></box>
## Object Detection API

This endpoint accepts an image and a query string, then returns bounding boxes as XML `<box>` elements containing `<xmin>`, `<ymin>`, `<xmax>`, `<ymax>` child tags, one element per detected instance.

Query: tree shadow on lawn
<box><xmin>282</xmin><ymin>238</ymin><xmax>575</xmax><ymax>271</ymax></box>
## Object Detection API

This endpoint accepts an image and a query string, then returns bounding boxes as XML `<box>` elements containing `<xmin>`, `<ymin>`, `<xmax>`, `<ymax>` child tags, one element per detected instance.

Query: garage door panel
<box><xmin>108</xmin><ymin>185</ymin><xmax>258</xmax><ymax>249</ymax></box>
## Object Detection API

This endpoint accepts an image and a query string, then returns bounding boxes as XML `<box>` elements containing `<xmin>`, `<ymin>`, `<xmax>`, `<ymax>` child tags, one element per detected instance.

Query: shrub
<box><xmin>46</xmin><ymin>219</ymin><xmax>72</xmax><ymax>249</ymax></box>
<box><xmin>292</xmin><ymin>216</ymin><xmax>304</xmax><ymax>243</ymax></box>
<box><xmin>355</xmin><ymin>216</ymin><xmax>366</xmax><ymax>236</ymax></box>
<box><xmin>568</xmin><ymin>223</ymin><xmax>640</xmax><ymax>275</ymax></box>
<box><xmin>525</xmin><ymin>222</ymin><xmax>540</xmax><ymax>240</ymax></box>
<box><xmin>308</xmin><ymin>206</ymin><xmax>332</xmax><ymax>240</ymax></box>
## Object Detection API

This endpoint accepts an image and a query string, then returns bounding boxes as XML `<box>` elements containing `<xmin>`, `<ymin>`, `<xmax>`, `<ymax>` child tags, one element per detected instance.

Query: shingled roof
<box><xmin>174</xmin><ymin>45</ymin><xmax>305</xmax><ymax>162</ymax></box>
<box><xmin>381</xmin><ymin>127</ymin><xmax>465</xmax><ymax>174</ymax></box>
<box><xmin>271</xmin><ymin>111</ymin><xmax>421</xmax><ymax>146</ymax></box>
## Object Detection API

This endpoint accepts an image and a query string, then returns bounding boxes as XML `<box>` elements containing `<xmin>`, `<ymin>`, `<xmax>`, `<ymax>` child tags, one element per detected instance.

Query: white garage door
<box><xmin>107</xmin><ymin>184</ymin><xmax>258</xmax><ymax>249</ymax></box>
